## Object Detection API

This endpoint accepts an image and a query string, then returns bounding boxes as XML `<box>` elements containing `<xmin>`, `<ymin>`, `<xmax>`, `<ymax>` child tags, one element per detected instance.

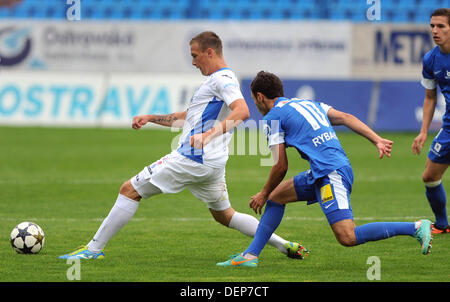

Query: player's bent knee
<box><xmin>210</xmin><ymin>207</ymin><xmax>235</xmax><ymax>227</ymax></box>
<box><xmin>333</xmin><ymin>230</ymin><xmax>357</xmax><ymax>246</ymax></box>
<box><xmin>332</xmin><ymin>220</ymin><xmax>357</xmax><ymax>247</ymax></box>
<box><xmin>422</xmin><ymin>173</ymin><xmax>441</xmax><ymax>184</ymax></box>
<box><xmin>268</xmin><ymin>178</ymin><xmax>298</xmax><ymax>204</ymax></box>
<box><xmin>119</xmin><ymin>180</ymin><xmax>142</xmax><ymax>202</ymax></box>
<box><xmin>336</xmin><ymin>234</ymin><xmax>357</xmax><ymax>247</ymax></box>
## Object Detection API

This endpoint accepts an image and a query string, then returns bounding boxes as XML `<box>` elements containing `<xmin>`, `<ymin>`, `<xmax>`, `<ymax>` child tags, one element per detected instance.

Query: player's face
<box><xmin>430</xmin><ymin>16</ymin><xmax>450</xmax><ymax>47</ymax></box>
<box><xmin>190</xmin><ymin>42</ymin><xmax>211</xmax><ymax>76</ymax></box>
<box><xmin>251</xmin><ymin>92</ymin><xmax>268</xmax><ymax>115</ymax></box>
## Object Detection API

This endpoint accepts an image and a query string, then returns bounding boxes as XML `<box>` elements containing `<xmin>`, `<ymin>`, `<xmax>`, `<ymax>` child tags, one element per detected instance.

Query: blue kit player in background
<box><xmin>412</xmin><ymin>8</ymin><xmax>450</xmax><ymax>234</ymax></box>
<box><xmin>218</xmin><ymin>71</ymin><xmax>433</xmax><ymax>267</ymax></box>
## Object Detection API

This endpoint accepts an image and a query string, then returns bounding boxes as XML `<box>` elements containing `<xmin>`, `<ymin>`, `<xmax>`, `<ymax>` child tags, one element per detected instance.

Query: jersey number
<box><xmin>289</xmin><ymin>100</ymin><xmax>329</xmax><ymax>130</ymax></box>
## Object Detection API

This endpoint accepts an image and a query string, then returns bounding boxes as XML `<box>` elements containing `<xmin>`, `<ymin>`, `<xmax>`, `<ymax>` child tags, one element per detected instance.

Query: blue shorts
<box><xmin>293</xmin><ymin>166</ymin><xmax>354</xmax><ymax>225</ymax></box>
<box><xmin>428</xmin><ymin>128</ymin><xmax>450</xmax><ymax>164</ymax></box>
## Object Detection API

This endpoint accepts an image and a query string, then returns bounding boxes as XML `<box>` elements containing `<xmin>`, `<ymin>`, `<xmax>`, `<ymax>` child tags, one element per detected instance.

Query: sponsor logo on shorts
<box><xmin>324</xmin><ymin>202</ymin><xmax>335</xmax><ymax>210</ymax></box>
<box><xmin>320</xmin><ymin>184</ymin><xmax>334</xmax><ymax>204</ymax></box>
<box><xmin>434</xmin><ymin>142</ymin><xmax>442</xmax><ymax>153</ymax></box>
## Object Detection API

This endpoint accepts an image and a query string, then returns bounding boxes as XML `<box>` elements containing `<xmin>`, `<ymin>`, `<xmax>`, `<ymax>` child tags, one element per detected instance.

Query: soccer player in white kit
<box><xmin>59</xmin><ymin>31</ymin><xmax>306</xmax><ymax>260</ymax></box>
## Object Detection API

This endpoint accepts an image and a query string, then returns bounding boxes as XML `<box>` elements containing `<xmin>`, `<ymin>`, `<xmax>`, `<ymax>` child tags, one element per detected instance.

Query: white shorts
<box><xmin>130</xmin><ymin>151</ymin><xmax>231</xmax><ymax>211</ymax></box>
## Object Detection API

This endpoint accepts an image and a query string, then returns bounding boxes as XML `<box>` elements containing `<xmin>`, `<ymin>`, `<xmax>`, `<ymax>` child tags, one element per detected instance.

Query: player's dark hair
<box><xmin>250</xmin><ymin>71</ymin><xmax>284</xmax><ymax>99</ymax></box>
<box><xmin>190</xmin><ymin>31</ymin><xmax>223</xmax><ymax>56</ymax></box>
<box><xmin>431</xmin><ymin>8</ymin><xmax>450</xmax><ymax>24</ymax></box>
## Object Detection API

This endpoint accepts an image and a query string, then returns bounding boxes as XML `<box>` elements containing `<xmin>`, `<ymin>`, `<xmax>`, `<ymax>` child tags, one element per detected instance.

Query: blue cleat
<box><xmin>217</xmin><ymin>253</ymin><xmax>258</xmax><ymax>267</ymax></box>
<box><xmin>59</xmin><ymin>245</ymin><xmax>105</xmax><ymax>259</ymax></box>
<box><xmin>413</xmin><ymin>219</ymin><xmax>433</xmax><ymax>255</ymax></box>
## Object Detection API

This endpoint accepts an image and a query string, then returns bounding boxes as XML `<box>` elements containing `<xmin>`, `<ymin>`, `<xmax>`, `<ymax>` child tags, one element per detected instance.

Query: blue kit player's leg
<box><xmin>242</xmin><ymin>200</ymin><xmax>286</xmax><ymax>257</ymax></box>
<box><xmin>425</xmin><ymin>128</ymin><xmax>450</xmax><ymax>233</ymax></box>
<box><xmin>354</xmin><ymin>222</ymin><xmax>416</xmax><ymax>243</ymax></box>
<box><xmin>216</xmin><ymin>200</ymin><xmax>285</xmax><ymax>268</ymax></box>
<box><xmin>241</xmin><ymin>171</ymin><xmax>316</xmax><ymax>258</ymax></box>
<box><xmin>425</xmin><ymin>180</ymin><xmax>448</xmax><ymax>230</ymax></box>
<box><xmin>217</xmin><ymin>171</ymin><xmax>314</xmax><ymax>267</ymax></box>
<box><xmin>318</xmin><ymin>167</ymin><xmax>433</xmax><ymax>255</ymax></box>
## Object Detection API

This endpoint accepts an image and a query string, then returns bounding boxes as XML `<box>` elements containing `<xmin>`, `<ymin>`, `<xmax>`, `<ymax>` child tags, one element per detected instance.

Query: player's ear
<box><xmin>206</xmin><ymin>47</ymin><xmax>215</xmax><ymax>58</ymax></box>
<box><xmin>256</xmin><ymin>92</ymin><xmax>265</xmax><ymax>103</ymax></box>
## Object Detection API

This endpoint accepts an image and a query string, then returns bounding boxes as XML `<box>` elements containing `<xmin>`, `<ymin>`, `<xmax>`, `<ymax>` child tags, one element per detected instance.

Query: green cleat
<box><xmin>413</xmin><ymin>219</ymin><xmax>433</xmax><ymax>255</ymax></box>
<box><xmin>217</xmin><ymin>253</ymin><xmax>258</xmax><ymax>267</ymax></box>
<box><xmin>284</xmin><ymin>241</ymin><xmax>309</xmax><ymax>259</ymax></box>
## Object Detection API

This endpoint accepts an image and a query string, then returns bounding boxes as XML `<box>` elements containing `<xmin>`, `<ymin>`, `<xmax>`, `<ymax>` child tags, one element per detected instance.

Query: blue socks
<box><xmin>355</xmin><ymin>222</ymin><xmax>416</xmax><ymax>245</ymax></box>
<box><xmin>354</xmin><ymin>181</ymin><xmax>448</xmax><ymax>245</ymax></box>
<box><xmin>243</xmin><ymin>200</ymin><xmax>285</xmax><ymax>257</ymax></box>
<box><xmin>425</xmin><ymin>182</ymin><xmax>448</xmax><ymax>229</ymax></box>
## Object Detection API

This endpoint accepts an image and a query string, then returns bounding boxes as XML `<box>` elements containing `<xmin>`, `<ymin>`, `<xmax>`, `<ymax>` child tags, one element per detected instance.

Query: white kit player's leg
<box><xmin>85</xmin><ymin>170</ymin><xmax>163</xmax><ymax>254</ymax></box>
<box><xmin>58</xmin><ymin>178</ymin><xmax>162</xmax><ymax>259</ymax></box>
<box><xmin>88</xmin><ymin>193</ymin><xmax>139</xmax><ymax>253</ymax></box>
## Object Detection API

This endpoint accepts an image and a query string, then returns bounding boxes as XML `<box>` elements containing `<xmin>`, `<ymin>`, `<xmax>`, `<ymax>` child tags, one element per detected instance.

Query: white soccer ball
<box><xmin>10</xmin><ymin>222</ymin><xmax>45</xmax><ymax>254</ymax></box>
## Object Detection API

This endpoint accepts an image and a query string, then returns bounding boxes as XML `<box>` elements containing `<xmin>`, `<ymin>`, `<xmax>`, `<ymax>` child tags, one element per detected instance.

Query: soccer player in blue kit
<box><xmin>412</xmin><ymin>8</ymin><xmax>450</xmax><ymax>234</ymax></box>
<box><xmin>218</xmin><ymin>71</ymin><xmax>433</xmax><ymax>267</ymax></box>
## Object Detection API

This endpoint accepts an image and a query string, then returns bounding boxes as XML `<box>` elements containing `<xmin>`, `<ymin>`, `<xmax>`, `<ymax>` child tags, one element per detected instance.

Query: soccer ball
<box><xmin>10</xmin><ymin>222</ymin><xmax>45</xmax><ymax>254</ymax></box>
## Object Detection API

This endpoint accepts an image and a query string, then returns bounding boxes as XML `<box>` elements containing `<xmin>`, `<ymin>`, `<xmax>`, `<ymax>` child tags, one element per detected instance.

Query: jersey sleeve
<box><xmin>421</xmin><ymin>51</ymin><xmax>437</xmax><ymax>90</ymax></box>
<box><xmin>319</xmin><ymin>102</ymin><xmax>332</xmax><ymax>113</ymax></box>
<box><xmin>214</xmin><ymin>73</ymin><xmax>244</xmax><ymax>106</ymax></box>
<box><xmin>263</xmin><ymin>111</ymin><xmax>285</xmax><ymax>148</ymax></box>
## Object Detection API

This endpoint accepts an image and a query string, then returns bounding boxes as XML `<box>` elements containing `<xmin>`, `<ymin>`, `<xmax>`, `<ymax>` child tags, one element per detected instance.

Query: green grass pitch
<box><xmin>0</xmin><ymin>126</ymin><xmax>449</xmax><ymax>282</ymax></box>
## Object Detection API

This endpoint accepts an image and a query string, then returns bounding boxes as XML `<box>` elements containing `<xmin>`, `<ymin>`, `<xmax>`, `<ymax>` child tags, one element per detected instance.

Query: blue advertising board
<box><xmin>241</xmin><ymin>78</ymin><xmax>442</xmax><ymax>132</ymax></box>
<box><xmin>241</xmin><ymin>78</ymin><xmax>373</xmax><ymax>125</ymax></box>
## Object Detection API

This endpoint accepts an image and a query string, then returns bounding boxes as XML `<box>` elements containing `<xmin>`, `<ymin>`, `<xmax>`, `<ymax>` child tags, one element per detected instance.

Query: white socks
<box><xmin>88</xmin><ymin>194</ymin><xmax>139</xmax><ymax>253</ymax></box>
<box><xmin>425</xmin><ymin>179</ymin><xmax>442</xmax><ymax>188</ymax></box>
<box><xmin>229</xmin><ymin>211</ymin><xmax>288</xmax><ymax>254</ymax></box>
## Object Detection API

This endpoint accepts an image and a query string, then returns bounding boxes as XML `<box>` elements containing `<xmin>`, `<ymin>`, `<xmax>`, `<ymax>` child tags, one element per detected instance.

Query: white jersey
<box><xmin>176</xmin><ymin>67</ymin><xmax>244</xmax><ymax>168</ymax></box>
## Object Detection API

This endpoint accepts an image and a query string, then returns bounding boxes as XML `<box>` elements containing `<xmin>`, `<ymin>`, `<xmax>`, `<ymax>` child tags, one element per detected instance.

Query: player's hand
<box><xmin>132</xmin><ymin>115</ymin><xmax>149</xmax><ymax>129</ymax></box>
<box><xmin>190</xmin><ymin>132</ymin><xmax>213</xmax><ymax>149</ymax></box>
<box><xmin>376</xmin><ymin>138</ymin><xmax>393</xmax><ymax>159</ymax></box>
<box><xmin>412</xmin><ymin>132</ymin><xmax>427</xmax><ymax>155</ymax></box>
<box><xmin>250</xmin><ymin>192</ymin><xmax>268</xmax><ymax>215</ymax></box>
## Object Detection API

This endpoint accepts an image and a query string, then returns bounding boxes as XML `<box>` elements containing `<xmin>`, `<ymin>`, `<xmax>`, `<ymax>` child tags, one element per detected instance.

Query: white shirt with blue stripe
<box><xmin>177</xmin><ymin>67</ymin><xmax>244</xmax><ymax>168</ymax></box>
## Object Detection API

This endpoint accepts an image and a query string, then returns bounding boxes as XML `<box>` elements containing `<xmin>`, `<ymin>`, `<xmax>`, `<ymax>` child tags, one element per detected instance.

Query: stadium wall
<box><xmin>0</xmin><ymin>21</ymin><xmax>442</xmax><ymax>131</ymax></box>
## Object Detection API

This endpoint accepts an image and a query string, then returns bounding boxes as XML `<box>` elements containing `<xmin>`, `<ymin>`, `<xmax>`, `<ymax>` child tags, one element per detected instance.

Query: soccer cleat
<box><xmin>58</xmin><ymin>245</ymin><xmax>105</xmax><ymax>259</ymax></box>
<box><xmin>228</xmin><ymin>253</ymin><xmax>240</xmax><ymax>259</ymax></box>
<box><xmin>284</xmin><ymin>241</ymin><xmax>309</xmax><ymax>259</ymax></box>
<box><xmin>216</xmin><ymin>253</ymin><xmax>258</xmax><ymax>267</ymax></box>
<box><xmin>431</xmin><ymin>223</ymin><xmax>450</xmax><ymax>234</ymax></box>
<box><xmin>413</xmin><ymin>219</ymin><xmax>433</xmax><ymax>255</ymax></box>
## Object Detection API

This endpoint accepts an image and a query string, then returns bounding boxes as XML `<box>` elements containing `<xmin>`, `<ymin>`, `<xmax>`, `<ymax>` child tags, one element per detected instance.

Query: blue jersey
<box><xmin>421</xmin><ymin>46</ymin><xmax>450</xmax><ymax>129</ymax></box>
<box><xmin>263</xmin><ymin>97</ymin><xmax>351</xmax><ymax>181</ymax></box>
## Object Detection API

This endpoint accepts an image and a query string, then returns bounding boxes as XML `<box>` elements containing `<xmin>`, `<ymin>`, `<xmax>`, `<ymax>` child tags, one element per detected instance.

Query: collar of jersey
<box><xmin>274</xmin><ymin>97</ymin><xmax>289</xmax><ymax>106</ymax></box>
<box><xmin>211</xmin><ymin>67</ymin><xmax>231</xmax><ymax>75</ymax></box>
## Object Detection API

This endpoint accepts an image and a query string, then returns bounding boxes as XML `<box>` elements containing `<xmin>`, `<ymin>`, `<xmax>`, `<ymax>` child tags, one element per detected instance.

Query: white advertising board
<box><xmin>352</xmin><ymin>23</ymin><xmax>432</xmax><ymax>80</ymax></box>
<box><xmin>0</xmin><ymin>21</ymin><xmax>352</xmax><ymax>78</ymax></box>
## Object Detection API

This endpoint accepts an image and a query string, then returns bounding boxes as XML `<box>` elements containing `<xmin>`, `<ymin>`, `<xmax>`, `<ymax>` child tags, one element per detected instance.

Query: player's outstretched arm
<box><xmin>132</xmin><ymin>111</ymin><xmax>186</xmax><ymax>129</ymax></box>
<box><xmin>412</xmin><ymin>88</ymin><xmax>437</xmax><ymax>155</ymax></box>
<box><xmin>327</xmin><ymin>108</ymin><xmax>393</xmax><ymax>159</ymax></box>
